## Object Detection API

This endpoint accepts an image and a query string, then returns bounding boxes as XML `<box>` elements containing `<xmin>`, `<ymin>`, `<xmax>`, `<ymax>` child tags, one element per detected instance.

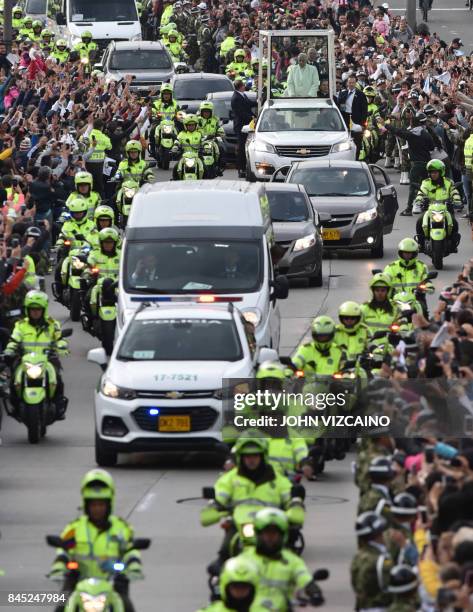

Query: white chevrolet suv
<box><xmin>87</xmin><ymin>303</ymin><xmax>278</xmax><ymax>466</ymax></box>
<box><xmin>246</xmin><ymin>98</ymin><xmax>356</xmax><ymax>181</ymax></box>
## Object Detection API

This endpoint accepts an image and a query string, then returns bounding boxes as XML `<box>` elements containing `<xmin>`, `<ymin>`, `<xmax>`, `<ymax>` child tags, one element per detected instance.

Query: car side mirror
<box><xmin>271</xmin><ymin>275</ymin><xmax>289</xmax><ymax>300</ymax></box>
<box><xmin>202</xmin><ymin>486</ymin><xmax>215</xmax><ymax>500</ymax></box>
<box><xmin>270</xmin><ymin>166</ymin><xmax>290</xmax><ymax>183</ymax></box>
<box><xmin>258</xmin><ymin>347</ymin><xmax>279</xmax><ymax>363</ymax></box>
<box><xmin>55</xmin><ymin>11</ymin><xmax>66</xmax><ymax>25</ymax></box>
<box><xmin>87</xmin><ymin>347</ymin><xmax>108</xmax><ymax>370</ymax></box>
<box><xmin>241</xmin><ymin>124</ymin><xmax>254</xmax><ymax>134</ymax></box>
<box><xmin>379</xmin><ymin>186</ymin><xmax>392</xmax><ymax>198</ymax></box>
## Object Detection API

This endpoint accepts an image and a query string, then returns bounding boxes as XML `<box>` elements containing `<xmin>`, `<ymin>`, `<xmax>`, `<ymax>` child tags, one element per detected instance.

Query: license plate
<box><xmin>322</xmin><ymin>229</ymin><xmax>341</xmax><ymax>241</ymax></box>
<box><xmin>158</xmin><ymin>415</ymin><xmax>191</xmax><ymax>432</ymax></box>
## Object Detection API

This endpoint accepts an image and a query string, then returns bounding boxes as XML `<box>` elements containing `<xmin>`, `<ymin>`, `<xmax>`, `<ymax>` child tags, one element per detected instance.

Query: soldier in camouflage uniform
<box><xmin>355</xmin><ymin>435</ymin><xmax>395</xmax><ymax>495</ymax></box>
<box><xmin>186</xmin><ymin>7</ymin><xmax>201</xmax><ymax>66</ymax></box>
<box><xmin>358</xmin><ymin>456</ymin><xmax>394</xmax><ymax>520</ymax></box>
<box><xmin>351</xmin><ymin>511</ymin><xmax>393</xmax><ymax>611</ymax></box>
<box><xmin>196</xmin><ymin>14</ymin><xmax>214</xmax><ymax>72</ymax></box>
<box><xmin>387</xmin><ymin>564</ymin><xmax>419</xmax><ymax>611</ymax></box>
<box><xmin>386</xmin><ymin>493</ymin><xmax>419</xmax><ymax>567</ymax></box>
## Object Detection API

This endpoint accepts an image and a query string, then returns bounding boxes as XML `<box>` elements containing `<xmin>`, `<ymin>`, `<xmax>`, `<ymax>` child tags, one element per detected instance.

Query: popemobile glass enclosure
<box><xmin>257</xmin><ymin>30</ymin><xmax>336</xmax><ymax>112</ymax></box>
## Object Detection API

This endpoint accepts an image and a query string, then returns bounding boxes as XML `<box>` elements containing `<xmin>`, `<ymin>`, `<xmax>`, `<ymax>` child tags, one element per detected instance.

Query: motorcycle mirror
<box><xmin>313</xmin><ymin>568</ymin><xmax>329</xmax><ymax>581</ymax></box>
<box><xmin>132</xmin><ymin>537</ymin><xmax>151</xmax><ymax>550</ymax></box>
<box><xmin>371</xmin><ymin>330</ymin><xmax>387</xmax><ymax>340</ymax></box>
<box><xmin>202</xmin><ymin>486</ymin><xmax>216</xmax><ymax>500</ymax></box>
<box><xmin>46</xmin><ymin>535</ymin><xmax>65</xmax><ymax>548</ymax></box>
<box><xmin>147</xmin><ymin>161</ymin><xmax>157</xmax><ymax>168</ymax></box>
<box><xmin>371</xmin><ymin>268</ymin><xmax>382</xmax><ymax>275</ymax></box>
<box><xmin>279</xmin><ymin>356</ymin><xmax>296</xmax><ymax>370</ymax></box>
<box><xmin>427</xmin><ymin>271</ymin><xmax>438</xmax><ymax>280</ymax></box>
<box><xmin>61</xmin><ymin>328</ymin><xmax>73</xmax><ymax>339</ymax></box>
<box><xmin>290</xmin><ymin>484</ymin><xmax>306</xmax><ymax>501</ymax></box>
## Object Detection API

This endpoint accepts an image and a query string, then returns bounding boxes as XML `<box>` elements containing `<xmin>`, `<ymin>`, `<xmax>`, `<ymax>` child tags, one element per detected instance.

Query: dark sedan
<box><xmin>206</xmin><ymin>91</ymin><xmax>258</xmax><ymax>160</ymax></box>
<box><xmin>171</xmin><ymin>73</ymin><xmax>234</xmax><ymax>114</ymax></box>
<box><xmin>272</xmin><ymin>159</ymin><xmax>398</xmax><ymax>258</ymax></box>
<box><xmin>266</xmin><ymin>183</ymin><xmax>324</xmax><ymax>286</ymax></box>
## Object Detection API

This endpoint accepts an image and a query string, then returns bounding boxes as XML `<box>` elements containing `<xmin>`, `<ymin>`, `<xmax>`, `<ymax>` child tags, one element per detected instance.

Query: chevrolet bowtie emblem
<box><xmin>166</xmin><ymin>391</ymin><xmax>184</xmax><ymax>399</ymax></box>
<box><xmin>297</xmin><ymin>148</ymin><xmax>311</xmax><ymax>155</ymax></box>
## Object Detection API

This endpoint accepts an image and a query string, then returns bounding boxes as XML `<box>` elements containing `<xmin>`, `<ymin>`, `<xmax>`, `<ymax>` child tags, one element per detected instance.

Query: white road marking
<box><xmin>135</xmin><ymin>492</ymin><xmax>157</xmax><ymax>512</ymax></box>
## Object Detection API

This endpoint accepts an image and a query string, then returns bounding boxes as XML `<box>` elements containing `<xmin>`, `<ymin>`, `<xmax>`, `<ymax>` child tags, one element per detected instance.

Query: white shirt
<box><xmin>344</xmin><ymin>89</ymin><xmax>356</xmax><ymax>113</ymax></box>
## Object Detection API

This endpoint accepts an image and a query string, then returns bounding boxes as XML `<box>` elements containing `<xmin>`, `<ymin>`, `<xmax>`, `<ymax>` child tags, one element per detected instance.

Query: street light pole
<box><xmin>406</xmin><ymin>0</ymin><xmax>417</xmax><ymax>32</ymax></box>
<box><xmin>3</xmin><ymin>0</ymin><xmax>15</xmax><ymax>53</ymax></box>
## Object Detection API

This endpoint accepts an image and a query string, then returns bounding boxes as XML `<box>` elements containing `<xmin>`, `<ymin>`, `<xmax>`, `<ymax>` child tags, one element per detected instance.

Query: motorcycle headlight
<box><xmin>293</xmin><ymin>233</ymin><xmax>316</xmax><ymax>252</ymax></box>
<box><xmin>162</xmin><ymin>125</ymin><xmax>173</xmax><ymax>134</ymax></box>
<box><xmin>332</xmin><ymin>140</ymin><xmax>351</xmax><ymax>153</ymax></box>
<box><xmin>242</xmin><ymin>308</ymin><xmax>262</xmax><ymax>328</ymax></box>
<box><xmin>363</xmin><ymin>129</ymin><xmax>371</xmax><ymax>138</ymax></box>
<box><xmin>356</xmin><ymin>207</ymin><xmax>378</xmax><ymax>224</ymax></box>
<box><xmin>81</xmin><ymin>57</ymin><xmax>89</xmax><ymax>64</ymax></box>
<box><xmin>242</xmin><ymin>523</ymin><xmax>255</xmax><ymax>538</ymax></box>
<box><xmin>26</xmin><ymin>364</ymin><xmax>43</xmax><ymax>379</ymax></box>
<box><xmin>185</xmin><ymin>158</ymin><xmax>196</xmax><ymax>168</ymax></box>
<box><xmin>432</xmin><ymin>212</ymin><xmax>444</xmax><ymax>223</ymax></box>
<box><xmin>101</xmin><ymin>378</ymin><xmax>136</xmax><ymax>400</ymax></box>
<box><xmin>72</xmin><ymin>257</ymin><xmax>86</xmax><ymax>270</ymax></box>
<box><xmin>80</xmin><ymin>593</ymin><xmax>107</xmax><ymax>612</ymax></box>
<box><xmin>254</xmin><ymin>141</ymin><xmax>275</xmax><ymax>154</ymax></box>
<box><xmin>124</xmin><ymin>188</ymin><xmax>137</xmax><ymax>199</ymax></box>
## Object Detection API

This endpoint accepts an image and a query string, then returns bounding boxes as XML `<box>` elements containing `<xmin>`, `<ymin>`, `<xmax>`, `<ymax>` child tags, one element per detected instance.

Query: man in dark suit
<box><xmin>336</xmin><ymin>75</ymin><xmax>368</xmax><ymax>159</ymax></box>
<box><xmin>231</xmin><ymin>79</ymin><xmax>255</xmax><ymax>178</ymax></box>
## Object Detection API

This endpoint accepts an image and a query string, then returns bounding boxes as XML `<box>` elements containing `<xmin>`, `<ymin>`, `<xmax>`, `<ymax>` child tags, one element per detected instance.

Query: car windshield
<box><xmin>267</xmin><ymin>191</ymin><xmax>310</xmax><ymax>222</ymax></box>
<box><xmin>124</xmin><ymin>240</ymin><xmax>262</xmax><ymax>294</ymax></box>
<box><xmin>117</xmin><ymin>318</ymin><xmax>243</xmax><ymax>361</ymax></box>
<box><xmin>174</xmin><ymin>79</ymin><xmax>233</xmax><ymax>100</ymax></box>
<box><xmin>26</xmin><ymin>0</ymin><xmax>47</xmax><ymax>13</ymax></box>
<box><xmin>70</xmin><ymin>0</ymin><xmax>137</xmax><ymax>21</ymax></box>
<box><xmin>110</xmin><ymin>50</ymin><xmax>171</xmax><ymax>70</ymax></box>
<box><xmin>211</xmin><ymin>99</ymin><xmax>232</xmax><ymax>120</ymax></box>
<box><xmin>258</xmin><ymin>108</ymin><xmax>344</xmax><ymax>132</ymax></box>
<box><xmin>289</xmin><ymin>168</ymin><xmax>371</xmax><ymax>197</ymax></box>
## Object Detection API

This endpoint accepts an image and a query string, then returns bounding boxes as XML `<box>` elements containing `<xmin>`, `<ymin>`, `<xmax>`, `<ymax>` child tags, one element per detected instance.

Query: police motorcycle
<box><xmin>116</xmin><ymin>180</ymin><xmax>139</xmax><ymax>230</ymax></box>
<box><xmin>59</xmin><ymin>245</ymin><xmax>91</xmax><ymax>322</ymax></box>
<box><xmin>173</xmin><ymin>150</ymin><xmax>205</xmax><ymax>181</ymax></box>
<box><xmin>81</xmin><ymin>269</ymin><xmax>118</xmax><ymax>357</ymax></box>
<box><xmin>417</xmin><ymin>199</ymin><xmax>455</xmax><ymax>270</ymax></box>
<box><xmin>46</xmin><ymin>535</ymin><xmax>150</xmax><ymax>612</ymax></box>
<box><xmin>201</xmin><ymin>136</ymin><xmax>222</xmax><ymax>179</ymax></box>
<box><xmin>154</xmin><ymin>119</ymin><xmax>177</xmax><ymax>170</ymax></box>
<box><xmin>371</xmin><ymin>268</ymin><xmax>437</xmax><ymax>320</ymax></box>
<box><xmin>1</xmin><ymin>329</ymin><xmax>73</xmax><ymax>444</ymax></box>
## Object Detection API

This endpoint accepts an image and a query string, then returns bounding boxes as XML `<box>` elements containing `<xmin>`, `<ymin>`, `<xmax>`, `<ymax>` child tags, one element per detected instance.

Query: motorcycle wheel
<box><xmin>431</xmin><ymin>240</ymin><xmax>444</xmax><ymax>270</ymax></box>
<box><xmin>160</xmin><ymin>146</ymin><xmax>170</xmax><ymax>171</ymax></box>
<box><xmin>205</xmin><ymin>165</ymin><xmax>217</xmax><ymax>179</ymax></box>
<box><xmin>27</xmin><ymin>405</ymin><xmax>42</xmax><ymax>444</ymax></box>
<box><xmin>70</xmin><ymin>288</ymin><xmax>82</xmax><ymax>322</ymax></box>
<box><xmin>101</xmin><ymin>319</ymin><xmax>116</xmax><ymax>357</ymax></box>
